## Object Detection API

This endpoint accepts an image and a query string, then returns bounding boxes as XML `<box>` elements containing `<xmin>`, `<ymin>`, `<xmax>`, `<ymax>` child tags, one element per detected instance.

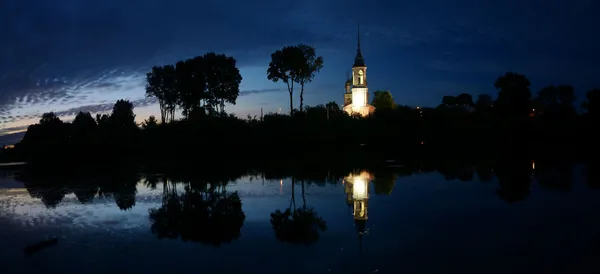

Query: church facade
<box><xmin>343</xmin><ymin>28</ymin><xmax>375</xmax><ymax>116</ymax></box>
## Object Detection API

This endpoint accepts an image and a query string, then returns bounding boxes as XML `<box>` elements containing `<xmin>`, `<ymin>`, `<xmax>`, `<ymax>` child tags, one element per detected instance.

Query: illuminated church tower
<box><xmin>343</xmin><ymin>25</ymin><xmax>375</xmax><ymax>116</ymax></box>
<box><xmin>344</xmin><ymin>171</ymin><xmax>371</xmax><ymax>235</ymax></box>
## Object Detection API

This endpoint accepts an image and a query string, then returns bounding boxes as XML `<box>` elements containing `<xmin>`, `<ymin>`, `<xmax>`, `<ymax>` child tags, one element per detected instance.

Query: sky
<box><xmin>1</xmin><ymin>0</ymin><xmax>599</xmax><ymax>141</ymax></box>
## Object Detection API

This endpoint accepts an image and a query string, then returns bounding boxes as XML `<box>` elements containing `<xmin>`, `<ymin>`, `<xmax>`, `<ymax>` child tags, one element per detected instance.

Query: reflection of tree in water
<box><xmin>149</xmin><ymin>181</ymin><xmax>246</xmax><ymax>246</ymax></box>
<box><xmin>494</xmin><ymin>159</ymin><xmax>532</xmax><ymax>203</ymax></box>
<box><xmin>99</xmin><ymin>172</ymin><xmax>140</xmax><ymax>210</ymax></box>
<box><xmin>584</xmin><ymin>162</ymin><xmax>599</xmax><ymax>189</ymax></box>
<box><xmin>19</xmin><ymin>173</ymin><xmax>68</xmax><ymax>209</ymax></box>
<box><xmin>475</xmin><ymin>164</ymin><xmax>494</xmax><ymax>182</ymax></box>
<box><xmin>270</xmin><ymin>177</ymin><xmax>326</xmax><ymax>245</ymax></box>
<box><xmin>436</xmin><ymin>162</ymin><xmax>474</xmax><ymax>182</ymax></box>
<box><xmin>371</xmin><ymin>169</ymin><xmax>396</xmax><ymax>195</ymax></box>
<box><xmin>73</xmin><ymin>185</ymin><xmax>99</xmax><ymax>204</ymax></box>
<box><xmin>40</xmin><ymin>189</ymin><xmax>68</xmax><ymax>209</ymax></box>
<box><xmin>143</xmin><ymin>173</ymin><xmax>161</xmax><ymax>190</ymax></box>
<box><xmin>18</xmin><ymin>167</ymin><xmax>140</xmax><ymax>209</ymax></box>
<box><xmin>534</xmin><ymin>160</ymin><xmax>574</xmax><ymax>190</ymax></box>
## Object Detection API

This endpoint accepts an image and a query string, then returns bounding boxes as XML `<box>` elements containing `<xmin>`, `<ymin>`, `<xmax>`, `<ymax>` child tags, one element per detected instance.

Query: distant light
<box><xmin>420</xmin><ymin>141</ymin><xmax>424</xmax><ymax>145</ymax></box>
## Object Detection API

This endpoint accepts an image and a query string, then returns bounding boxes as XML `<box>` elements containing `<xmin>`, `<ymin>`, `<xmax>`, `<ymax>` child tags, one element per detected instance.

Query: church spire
<box><xmin>357</xmin><ymin>24</ymin><xmax>361</xmax><ymax>51</ymax></box>
<box><xmin>353</xmin><ymin>24</ymin><xmax>365</xmax><ymax>67</ymax></box>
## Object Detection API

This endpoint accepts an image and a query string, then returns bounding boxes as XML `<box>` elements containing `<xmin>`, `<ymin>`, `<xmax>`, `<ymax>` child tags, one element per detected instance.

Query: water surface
<box><xmin>1</xmin><ymin>162</ymin><xmax>598</xmax><ymax>274</ymax></box>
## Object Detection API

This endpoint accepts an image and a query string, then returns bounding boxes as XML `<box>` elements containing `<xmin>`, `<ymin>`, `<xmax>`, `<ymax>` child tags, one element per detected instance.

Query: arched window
<box><xmin>357</xmin><ymin>70</ymin><xmax>364</xmax><ymax>85</ymax></box>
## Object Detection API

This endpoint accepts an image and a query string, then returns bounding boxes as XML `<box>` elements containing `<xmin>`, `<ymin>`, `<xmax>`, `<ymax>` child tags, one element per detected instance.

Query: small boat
<box><xmin>24</xmin><ymin>237</ymin><xmax>58</xmax><ymax>256</ymax></box>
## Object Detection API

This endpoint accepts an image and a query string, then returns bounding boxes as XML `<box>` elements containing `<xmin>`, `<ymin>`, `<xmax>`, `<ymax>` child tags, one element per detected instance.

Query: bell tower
<box><xmin>343</xmin><ymin>24</ymin><xmax>375</xmax><ymax>116</ymax></box>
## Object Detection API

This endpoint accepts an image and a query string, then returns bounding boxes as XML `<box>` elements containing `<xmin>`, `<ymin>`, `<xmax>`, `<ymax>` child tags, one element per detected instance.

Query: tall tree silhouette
<box><xmin>494</xmin><ymin>72</ymin><xmax>532</xmax><ymax>118</ymax></box>
<box><xmin>202</xmin><ymin>52</ymin><xmax>243</xmax><ymax>113</ymax></box>
<box><xmin>176</xmin><ymin>57</ymin><xmax>207</xmax><ymax>118</ymax></box>
<box><xmin>146</xmin><ymin>66</ymin><xmax>168</xmax><ymax>123</ymax></box>
<box><xmin>267</xmin><ymin>46</ymin><xmax>305</xmax><ymax>115</ymax></box>
<box><xmin>296</xmin><ymin>44</ymin><xmax>324</xmax><ymax>112</ymax></box>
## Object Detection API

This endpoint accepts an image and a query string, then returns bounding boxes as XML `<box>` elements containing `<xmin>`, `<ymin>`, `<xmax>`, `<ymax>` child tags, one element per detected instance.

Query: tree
<box><xmin>176</xmin><ymin>57</ymin><xmax>207</xmax><ymax>118</ymax></box>
<box><xmin>442</xmin><ymin>96</ymin><xmax>457</xmax><ymax>106</ymax></box>
<box><xmin>537</xmin><ymin>85</ymin><xmax>558</xmax><ymax>106</ymax></box>
<box><xmin>535</xmin><ymin>85</ymin><xmax>576</xmax><ymax>119</ymax></box>
<box><xmin>161</xmin><ymin>65</ymin><xmax>179</xmax><ymax>122</ymax></box>
<box><xmin>110</xmin><ymin>99</ymin><xmax>137</xmax><ymax>131</ymax></box>
<box><xmin>557</xmin><ymin>85</ymin><xmax>575</xmax><ymax>107</ymax></box>
<box><xmin>326</xmin><ymin>101</ymin><xmax>340</xmax><ymax>112</ymax></box>
<box><xmin>475</xmin><ymin>94</ymin><xmax>493</xmax><ymax>109</ymax></box>
<box><xmin>583</xmin><ymin>89</ymin><xmax>600</xmax><ymax>118</ymax></box>
<box><xmin>535</xmin><ymin>85</ymin><xmax>558</xmax><ymax>115</ymax></box>
<box><xmin>456</xmin><ymin>93</ymin><xmax>474</xmax><ymax>107</ymax></box>
<box><xmin>267</xmin><ymin>46</ymin><xmax>305</xmax><ymax>115</ymax></box>
<box><xmin>142</xmin><ymin>116</ymin><xmax>158</xmax><ymax>130</ymax></box>
<box><xmin>296</xmin><ymin>44</ymin><xmax>324</xmax><ymax>112</ymax></box>
<box><xmin>494</xmin><ymin>72</ymin><xmax>532</xmax><ymax>118</ymax></box>
<box><xmin>73</xmin><ymin>112</ymin><xmax>96</xmax><ymax>130</ymax></box>
<box><xmin>371</xmin><ymin>90</ymin><xmax>395</xmax><ymax>109</ymax></box>
<box><xmin>39</xmin><ymin>112</ymin><xmax>62</xmax><ymax>126</ymax></box>
<box><xmin>146</xmin><ymin>66</ymin><xmax>167</xmax><ymax>124</ymax></box>
<box><xmin>95</xmin><ymin>113</ymin><xmax>110</xmax><ymax>127</ymax></box>
<box><xmin>202</xmin><ymin>52</ymin><xmax>243</xmax><ymax>113</ymax></box>
<box><xmin>72</xmin><ymin>112</ymin><xmax>97</xmax><ymax>147</ymax></box>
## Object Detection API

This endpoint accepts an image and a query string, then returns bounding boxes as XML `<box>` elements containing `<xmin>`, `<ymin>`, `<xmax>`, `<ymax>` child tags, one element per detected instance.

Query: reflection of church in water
<box><xmin>343</xmin><ymin>171</ymin><xmax>372</xmax><ymax>242</ymax></box>
<box><xmin>343</xmin><ymin>27</ymin><xmax>376</xmax><ymax>117</ymax></box>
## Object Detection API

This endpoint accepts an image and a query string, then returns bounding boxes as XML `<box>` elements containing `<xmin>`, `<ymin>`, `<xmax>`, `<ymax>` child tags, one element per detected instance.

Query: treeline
<box><xmin>16</xmin><ymin>157</ymin><xmax>599</xmax><ymax>209</ymax></box>
<box><xmin>1</xmin><ymin>43</ymin><xmax>599</xmax><ymax>165</ymax></box>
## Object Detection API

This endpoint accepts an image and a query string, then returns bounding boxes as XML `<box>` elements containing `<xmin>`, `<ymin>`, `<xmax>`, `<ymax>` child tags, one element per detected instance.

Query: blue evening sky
<box><xmin>1</xmin><ymin>0</ymin><xmax>598</xmax><ymax>137</ymax></box>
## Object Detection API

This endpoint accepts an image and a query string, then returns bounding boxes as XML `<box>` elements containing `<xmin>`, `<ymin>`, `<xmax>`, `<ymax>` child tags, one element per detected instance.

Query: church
<box><xmin>343</xmin><ymin>27</ymin><xmax>376</xmax><ymax>116</ymax></box>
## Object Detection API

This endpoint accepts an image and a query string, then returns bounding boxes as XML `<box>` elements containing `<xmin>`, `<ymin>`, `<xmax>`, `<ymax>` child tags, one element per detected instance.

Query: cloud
<box><xmin>0</xmin><ymin>125</ymin><xmax>31</xmax><ymax>136</ymax></box>
<box><xmin>53</xmin><ymin>97</ymin><xmax>157</xmax><ymax>117</ymax></box>
<box><xmin>240</xmin><ymin>88</ymin><xmax>285</xmax><ymax>96</ymax></box>
<box><xmin>0</xmin><ymin>131</ymin><xmax>26</xmax><ymax>145</ymax></box>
